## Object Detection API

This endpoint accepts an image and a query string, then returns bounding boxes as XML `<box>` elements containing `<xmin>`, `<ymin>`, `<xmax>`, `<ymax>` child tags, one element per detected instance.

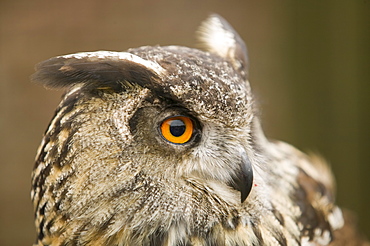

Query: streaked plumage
<box><xmin>31</xmin><ymin>14</ymin><xmax>368</xmax><ymax>246</ymax></box>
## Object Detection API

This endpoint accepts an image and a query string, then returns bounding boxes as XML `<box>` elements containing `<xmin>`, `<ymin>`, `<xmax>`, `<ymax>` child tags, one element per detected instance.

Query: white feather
<box><xmin>60</xmin><ymin>51</ymin><xmax>166</xmax><ymax>76</ymax></box>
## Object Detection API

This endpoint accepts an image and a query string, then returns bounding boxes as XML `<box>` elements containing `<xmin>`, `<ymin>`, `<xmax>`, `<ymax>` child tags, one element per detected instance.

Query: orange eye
<box><xmin>160</xmin><ymin>116</ymin><xmax>194</xmax><ymax>144</ymax></box>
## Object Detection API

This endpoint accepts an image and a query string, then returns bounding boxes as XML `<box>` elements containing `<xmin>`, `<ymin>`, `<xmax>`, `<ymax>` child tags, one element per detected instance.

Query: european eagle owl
<box><xmin>31</xmin><ymin>15</ymin><xmax>368</xmax><ymax>246</ymax></box>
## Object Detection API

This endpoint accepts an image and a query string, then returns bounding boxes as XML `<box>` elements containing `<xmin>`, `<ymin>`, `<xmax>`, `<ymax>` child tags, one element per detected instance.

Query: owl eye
<box><xmin>160</xmin><ymin>116</ymin><xmax>194</xmax><ymax>144</ymax></box>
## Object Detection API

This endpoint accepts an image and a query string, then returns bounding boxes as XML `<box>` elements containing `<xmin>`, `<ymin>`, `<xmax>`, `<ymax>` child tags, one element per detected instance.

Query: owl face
<box><xmin>31</xmin><ymin>15</ymin><xmax>257</xmax><ymax>245</ymax></box>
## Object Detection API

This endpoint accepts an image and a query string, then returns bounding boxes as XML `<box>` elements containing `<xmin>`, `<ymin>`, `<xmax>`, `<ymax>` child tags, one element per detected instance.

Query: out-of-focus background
<box><xmin>0</xmin><ymin>0</ymin><xmax>369</xmax><ymax>245</ymax></box>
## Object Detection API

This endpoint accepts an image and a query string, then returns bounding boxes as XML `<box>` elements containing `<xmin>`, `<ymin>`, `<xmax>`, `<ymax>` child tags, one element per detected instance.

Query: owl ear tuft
<box><xmin>197</xmin><ymin>14</ymin><xmax>248</xmax><ymax>78</ymax></box>
<box><xmin>31</xmin><ymin>51</ymin><xmax>165</xmax><ymax>91</ymax></box>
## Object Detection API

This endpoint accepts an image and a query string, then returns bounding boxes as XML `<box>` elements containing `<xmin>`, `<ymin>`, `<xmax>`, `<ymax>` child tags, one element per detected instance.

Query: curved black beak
<box><xmin>230</xmin><ymin>153</ymin><xmax>254</xmax><ymax>203</ymax></box>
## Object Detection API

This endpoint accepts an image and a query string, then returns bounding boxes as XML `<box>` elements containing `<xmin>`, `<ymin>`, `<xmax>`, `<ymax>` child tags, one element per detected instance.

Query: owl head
<box><xmin>31</xmin><ymin>15</ymin><xmax>266</xmax><ymax>245</ymax></box>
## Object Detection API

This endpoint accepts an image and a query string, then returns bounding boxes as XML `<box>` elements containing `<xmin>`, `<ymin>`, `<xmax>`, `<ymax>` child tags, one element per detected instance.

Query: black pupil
<box><xmin>169</xmin><ymin>119</ymin><xmax>186</xmax><ymax>137</ymax></box>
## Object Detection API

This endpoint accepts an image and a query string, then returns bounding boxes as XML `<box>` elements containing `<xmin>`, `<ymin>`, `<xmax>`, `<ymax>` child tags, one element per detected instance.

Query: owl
<box><xmin>31</xmin><ymin>15</ymin><xmax>368</xmax><ymax>246</ymax></box>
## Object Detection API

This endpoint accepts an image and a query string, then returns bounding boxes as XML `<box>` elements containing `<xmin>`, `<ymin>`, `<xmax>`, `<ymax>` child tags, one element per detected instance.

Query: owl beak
<box><xmin>231</xmin><ymin>153</ymin><xmax>254</xmax><ymax>203</ymax></box>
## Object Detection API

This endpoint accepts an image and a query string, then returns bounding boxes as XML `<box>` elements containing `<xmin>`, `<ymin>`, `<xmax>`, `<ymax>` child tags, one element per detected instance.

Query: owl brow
<box><xmin>31</xmin><ymin>52</ymin><xmax>164</xmax><ymax>92</ymax></box>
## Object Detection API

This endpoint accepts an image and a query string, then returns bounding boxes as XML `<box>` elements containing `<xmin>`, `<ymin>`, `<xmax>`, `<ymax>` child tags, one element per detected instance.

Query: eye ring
<box><xmin>160</xmin><ymin>116</ymin><xmax>194</xmax><ymax>144</ymax></box>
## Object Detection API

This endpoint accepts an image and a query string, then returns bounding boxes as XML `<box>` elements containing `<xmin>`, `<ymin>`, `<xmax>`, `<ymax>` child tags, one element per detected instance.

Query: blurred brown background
<box><xmin>0</xmin><ymin>0</ymin><xmax>369</xmax><ymax>245</ymax></box>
